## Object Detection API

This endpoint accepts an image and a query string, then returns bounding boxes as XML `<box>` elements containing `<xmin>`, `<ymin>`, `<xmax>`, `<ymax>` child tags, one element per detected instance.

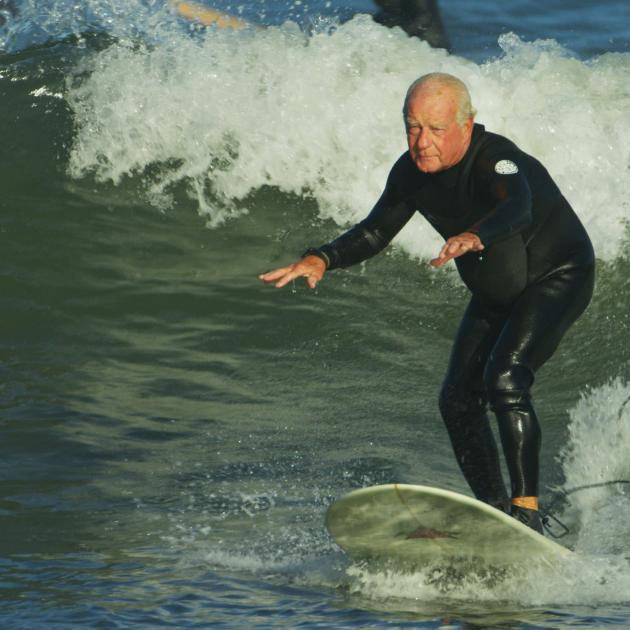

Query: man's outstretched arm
<box><xmin>259</xmin><ymin>156</ymin><xmax>416</xmax><ymax>289</ymax></box>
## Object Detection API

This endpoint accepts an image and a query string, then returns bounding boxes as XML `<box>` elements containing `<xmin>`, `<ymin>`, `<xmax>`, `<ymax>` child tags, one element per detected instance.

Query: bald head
<box><xmin>403</xmin><ymin>73</ymin><xmax>476</xmax><ymax>126</ymax></box>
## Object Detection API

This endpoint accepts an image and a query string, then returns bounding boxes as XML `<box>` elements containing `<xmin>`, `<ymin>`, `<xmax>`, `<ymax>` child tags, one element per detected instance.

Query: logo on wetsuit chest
<box><xmin>494</xmin><ymin>159</ymin><xmax>519</xmax><ymax>175</ymax></box>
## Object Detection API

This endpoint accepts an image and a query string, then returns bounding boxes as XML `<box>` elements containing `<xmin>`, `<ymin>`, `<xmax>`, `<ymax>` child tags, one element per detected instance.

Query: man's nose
<box><xmin>417</xmin><ymin>128</ymin><xmax>432</xmax><ymax>149</ymax></box>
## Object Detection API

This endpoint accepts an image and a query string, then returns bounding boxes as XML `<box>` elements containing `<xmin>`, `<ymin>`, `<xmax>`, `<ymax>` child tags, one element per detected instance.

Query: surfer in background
<box><xmin>259</xmin><ymin>73</ymin><xmax>595</xmax><ymax>534</ymax></box>
<box><xmin>373</xmin><ymin>0</ymin><xmax>449</xmax><ymax>50</ymax></box>
<box><xmin>171</xmin><ymin>0</ymin><xmax>449</xmax><ymax>49</ymax></box>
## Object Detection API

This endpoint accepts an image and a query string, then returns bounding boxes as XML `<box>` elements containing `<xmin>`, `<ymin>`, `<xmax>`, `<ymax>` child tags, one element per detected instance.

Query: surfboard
<box><xmin>170</xmin><ymin>1</ymin><xmax>251</xmax><ymax>29</ymax></box>
<box><xmin>326</xmin><ymin>484</ymin><xmax>571</xmax><ymax>568</ymax></box>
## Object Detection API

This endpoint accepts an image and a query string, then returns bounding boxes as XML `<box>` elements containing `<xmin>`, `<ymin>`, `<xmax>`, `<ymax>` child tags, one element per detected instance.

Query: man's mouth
<box><xmin>413</xmin><ymin>152</ymin><xmax>437</xmax><ymax>160</ymax></box>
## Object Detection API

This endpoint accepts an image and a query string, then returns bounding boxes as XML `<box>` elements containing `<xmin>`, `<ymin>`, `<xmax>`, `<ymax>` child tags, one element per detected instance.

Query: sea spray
<box><xmin>558</xmin><ymin>378</ymin><xmax>630</xmax><ymax>555</ymax></box>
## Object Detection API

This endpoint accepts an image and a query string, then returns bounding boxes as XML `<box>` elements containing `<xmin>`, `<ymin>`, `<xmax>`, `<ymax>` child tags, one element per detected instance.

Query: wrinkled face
<box><xmin>405</xmin><ymin>85</ymin><xmax>473</xmax><ymax>173</ymax></box>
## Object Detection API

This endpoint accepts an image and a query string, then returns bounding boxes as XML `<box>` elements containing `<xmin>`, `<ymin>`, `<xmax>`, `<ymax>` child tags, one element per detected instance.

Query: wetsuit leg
<box><xmin>483</xmin><ymin>261</ymin><xmax>595</xmax><ymax>498</ymax></box>
<box><xmin>439</xmin><ymin>299</ymin><xmax>508</xmax><ymax>508</ymax></box>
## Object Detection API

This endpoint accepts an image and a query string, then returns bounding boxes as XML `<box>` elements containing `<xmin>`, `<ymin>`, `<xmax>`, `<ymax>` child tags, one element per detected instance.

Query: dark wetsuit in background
<box><xmin>308</xmin><ymin>123</ymin><xmax>595</xmax><ymax>510</ymax></box>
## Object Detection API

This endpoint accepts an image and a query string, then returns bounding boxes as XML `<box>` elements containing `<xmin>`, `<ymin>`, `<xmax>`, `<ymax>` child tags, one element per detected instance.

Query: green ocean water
<box><xmin>1</xmin><ymin>2</ymin><xmax>630</xmax><ymax>627</ymax></box>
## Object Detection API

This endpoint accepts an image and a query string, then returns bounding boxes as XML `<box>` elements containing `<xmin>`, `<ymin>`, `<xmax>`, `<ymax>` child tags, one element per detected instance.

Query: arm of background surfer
<box><xmin>466</xmin><ymin>154</ymin><xmax>533</xmax><ymax>247</ymax></box>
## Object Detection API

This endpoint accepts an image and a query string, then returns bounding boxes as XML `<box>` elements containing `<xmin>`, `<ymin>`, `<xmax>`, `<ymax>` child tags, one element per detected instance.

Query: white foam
<box><xmin>66</xmin><ymin>16</ymin><xmax>630</xmax><ymax>257</ymax></box>
<box><xmin>558</xmin><ymin>378</ymin><xmax>630</xmax><ymax>555</ymax></box>
<box><xmin>1</xmin><ymin>0</ymin><xmax>179</xmax><ymax>52</ymax></box>
<box><xmin>344</xmin><ymin>551</ymin><xmax>630</xmax><ymax>606</ymax></box>
<box><xmin>30</xmin><ymin>86</ymin><xmax>64</xmax><ymax>99</ymax></box>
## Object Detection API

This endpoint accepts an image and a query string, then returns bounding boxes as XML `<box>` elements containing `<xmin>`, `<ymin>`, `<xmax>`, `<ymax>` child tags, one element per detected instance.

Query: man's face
<box><xmin>405</xmin><ymin>86</ymin><xmax>473</xmax><ymax>173</ymax></box>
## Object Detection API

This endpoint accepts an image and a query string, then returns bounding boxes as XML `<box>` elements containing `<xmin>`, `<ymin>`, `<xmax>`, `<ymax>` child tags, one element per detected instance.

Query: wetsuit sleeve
<box><xmin>305</xmin><ymin>158</ymin><xmax>417</xmax><ymax>270</ymax></box>
<box><xmin>468</xmin><ymin>155</ymin><xmax>533</xmax><ymax>247</ymax></box>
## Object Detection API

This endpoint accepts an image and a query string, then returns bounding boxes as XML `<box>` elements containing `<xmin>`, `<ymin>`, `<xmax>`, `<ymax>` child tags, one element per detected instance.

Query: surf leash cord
<box><xmin>541</xmin><ymin>479</ymin><xmax>630</xmax><ymax>538</ymax></box>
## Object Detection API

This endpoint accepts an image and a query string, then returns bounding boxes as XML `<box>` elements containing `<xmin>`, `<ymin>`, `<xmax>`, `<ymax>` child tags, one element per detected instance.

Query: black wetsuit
<box><xmin>373</xmin><ymin>0</ymin><xmax>450</xmax><ymax>50</ymax></box>
<box><xmin>307</xmin><ymin>123</ymin><xmax>595</xmax><ymax>509</ymax></box>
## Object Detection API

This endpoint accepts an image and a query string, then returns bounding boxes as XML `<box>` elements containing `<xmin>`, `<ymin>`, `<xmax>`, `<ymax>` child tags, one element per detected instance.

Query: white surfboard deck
<box><xmin>326</xmin><ymin>484</ymin><xmax>571</xmax><ymax>568</ymax></box>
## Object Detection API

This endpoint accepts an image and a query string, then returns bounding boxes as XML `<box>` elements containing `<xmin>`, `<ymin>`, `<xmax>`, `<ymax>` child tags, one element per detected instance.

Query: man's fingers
<box><xmin>431</xmin><ymin>236</ymin><xmax>481</xmax><ymax>268</ymax></box>
<box><xmin>274</xmin><ymin>270</ymin><xmax>300</xmax><ymax>288</ymax></box>
<box><xmin>430</xmin><ymin>252</ymin><xmax>456</xmax><ymax>267</ymax></box>
<box><xmin>262</xmin><ymin>266</ymin><xmax>312</xmax><ymax>288</ymax></box>
<box><xmin>259</xmin><ymin>266</ymin><xmax>292</xmax><ymax>283</ymax></box>
<box><xmin>439</xmin><ymin>241</ymin><xmax>465</xmax><ymax>260</ymax></box>
<box><xmin>259</xmin><ymin>258</ymin><xmax>325</xmax><ymax>289</ymax></box>
<box><xmin>434</xmin><ymin>243</ymin><xmax>465</xmax><ymax>265</ymax></box>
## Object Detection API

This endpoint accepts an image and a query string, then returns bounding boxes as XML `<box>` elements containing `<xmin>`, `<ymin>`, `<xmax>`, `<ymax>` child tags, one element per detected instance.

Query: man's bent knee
<box><xmin>483</xmin><ymin>359</ymin><xmax>534</xmax><ymax>412</ymax></box>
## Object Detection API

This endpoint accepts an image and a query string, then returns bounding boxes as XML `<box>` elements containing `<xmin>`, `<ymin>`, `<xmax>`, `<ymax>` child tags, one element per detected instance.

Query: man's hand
<box><xmin>431</xmin><ymin>232</ymin><xmax>484</xmax><ymax>268</ymax></box>
<box><xmin>259</xmin><ymin>255</ymin><xmax>327</xmax><ymax>289</ymax></box>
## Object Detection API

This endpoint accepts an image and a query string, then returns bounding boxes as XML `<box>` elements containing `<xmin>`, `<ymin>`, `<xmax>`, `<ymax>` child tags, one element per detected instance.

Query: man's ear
<box><xmin>462</xmin><ymin>116</ymin><xmax>474</xmax><ymax>135</ymax></box>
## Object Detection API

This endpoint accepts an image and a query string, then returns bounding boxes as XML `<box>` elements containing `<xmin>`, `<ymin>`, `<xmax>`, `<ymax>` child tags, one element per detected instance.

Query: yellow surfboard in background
<box><xmin>170</xmin><ymin>0</ymin><xmax>251</xmax><ymax>29</ymax></box>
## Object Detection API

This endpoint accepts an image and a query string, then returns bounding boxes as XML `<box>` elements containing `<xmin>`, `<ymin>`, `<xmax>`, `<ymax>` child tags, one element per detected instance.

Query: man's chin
<box><xmin>414</xmin><ymin>158</ymin><xmax>440</xmax><ymax>173</ymax></box>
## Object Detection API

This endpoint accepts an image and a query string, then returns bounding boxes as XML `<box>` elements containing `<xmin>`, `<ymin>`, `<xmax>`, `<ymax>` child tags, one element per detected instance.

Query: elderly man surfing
<box><xmin>259</xmin><ymin>73</ymin><xmax>594</xmax><ymax>533</ymax></box>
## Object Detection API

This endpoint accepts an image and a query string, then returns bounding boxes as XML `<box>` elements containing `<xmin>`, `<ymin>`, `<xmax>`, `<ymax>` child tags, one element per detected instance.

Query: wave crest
<box><xmin>66</xmin><ymin>21</ymin><xmax>630</xmax><ymax>257</ymax></box>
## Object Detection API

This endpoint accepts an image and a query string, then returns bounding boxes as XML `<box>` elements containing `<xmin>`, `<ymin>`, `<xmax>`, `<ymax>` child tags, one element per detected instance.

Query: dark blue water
<box><xmin>1</xmin><ymin>1</ymin><xmax>629</xmax><ymax>627</ymax></box>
